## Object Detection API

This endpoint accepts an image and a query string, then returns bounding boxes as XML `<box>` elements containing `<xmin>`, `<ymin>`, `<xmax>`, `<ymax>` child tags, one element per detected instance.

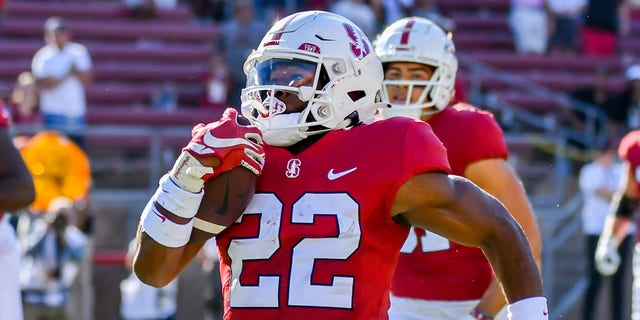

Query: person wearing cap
<box><xmin>578</xmin><ymin>139</ymin><xmax>633</xmax><ymax>320</ymax></box>
<box><xmin>31</xmin><ymin>16</ymin><xmax>93</xmax><ymax>150</ymax></box>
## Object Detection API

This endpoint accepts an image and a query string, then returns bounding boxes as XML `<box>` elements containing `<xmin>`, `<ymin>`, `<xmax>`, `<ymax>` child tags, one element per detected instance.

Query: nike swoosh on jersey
<box><xmin>327</xmin><ymin>167</ymin><xmax>358</xmax><ymax>180</ymax></box>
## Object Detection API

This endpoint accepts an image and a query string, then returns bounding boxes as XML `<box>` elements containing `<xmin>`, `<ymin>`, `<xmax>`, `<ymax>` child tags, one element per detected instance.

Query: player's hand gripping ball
<box><xmin>172</xmin><ymin>108</ymin><xmax>264</xmax><ymax>241</ymax></box>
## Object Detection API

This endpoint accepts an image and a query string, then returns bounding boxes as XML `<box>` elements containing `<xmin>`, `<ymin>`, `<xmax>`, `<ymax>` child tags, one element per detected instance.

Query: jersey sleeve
<box><xmin>620</xmin><ymin>131</ymin><xmax>640</xmax><ymax>168</ymax></box>
<box><xmin>461</xmin><ymin>109</ymin><xmax>508</xmax><ymax>163</ymax></box>
<box><xmin>402</xmin><ymin>120</ymin><xmax>450</xmax><ymax>176</ymax></box>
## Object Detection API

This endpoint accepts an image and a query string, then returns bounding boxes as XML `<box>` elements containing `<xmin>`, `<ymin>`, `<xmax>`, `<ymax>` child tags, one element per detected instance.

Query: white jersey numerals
<box><xmin>400</xmin><ymin>227</ymin><xmax>450</xmax><ymax>253</ymax></box>
<box><xmin>228</xmin><ymin>193</ymin><xmax>361</xmax><ymax>309</ymax></box>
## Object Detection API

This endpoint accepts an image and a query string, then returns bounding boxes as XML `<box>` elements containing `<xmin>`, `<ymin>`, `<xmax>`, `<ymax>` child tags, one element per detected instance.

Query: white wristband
<box><xmin>153</xmin><ymin>174</ymin><xmax>204</xmax><ymax>219</ymax></box>
<box><xmin>141</xmin><ymin>200</ymin><xmax>193</xmax><ymax>248</ymax></box>
<box><xmin>507</xmin><ymin>297</ymin><xmax>549</xmax><ymax>320</ymax></box>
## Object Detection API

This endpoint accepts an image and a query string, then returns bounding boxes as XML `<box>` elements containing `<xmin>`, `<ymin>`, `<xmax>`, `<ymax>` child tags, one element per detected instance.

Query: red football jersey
<box><xmin>391</xmin><ymin>104</ymin><xmax>509</xmax><ymax>301</ymax></box>
<box><xmin>214</xmin><ymin>117</ymin><xmax>450</xmax><ymax>320</ymax></box>
<box><xmin>618</xmin><ymin>130</ymin><xmax>640</xmax><ymax>241</ymax></box>
<box><xmin>0</xmin><ymin>101</ymin><xmax>8</xmax><ymax>128</ymax></box>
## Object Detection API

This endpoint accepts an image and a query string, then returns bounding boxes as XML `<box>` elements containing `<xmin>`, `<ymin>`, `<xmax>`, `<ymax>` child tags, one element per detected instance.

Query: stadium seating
<box><xmin>0</xmin><ymin>1</ymin><xmax>219</xmax><ymax>121</ymax></box>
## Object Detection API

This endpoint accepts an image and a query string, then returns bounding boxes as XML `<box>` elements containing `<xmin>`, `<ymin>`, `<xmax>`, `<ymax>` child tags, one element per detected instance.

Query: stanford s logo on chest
<box><xmin>286</xmin><ymin>159</ymin><xmax>302</xmax><ymax>178</ymax></box>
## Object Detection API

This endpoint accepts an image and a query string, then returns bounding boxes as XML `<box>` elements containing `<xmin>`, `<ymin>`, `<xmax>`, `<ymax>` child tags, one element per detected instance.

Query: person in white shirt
<box><xmin>579</xmin><ymin>140</ymin><xmax>634</xmax><ymax>320</ymax></box>
<box><xmin>31</xmin><ymin>16</ymin><xmax>93</xmax><ymax>149</ymax></box>
<box><xmin>121</xmin><ymin>239</ymin><xmax>178</xmax><ymax>320</ymax></box>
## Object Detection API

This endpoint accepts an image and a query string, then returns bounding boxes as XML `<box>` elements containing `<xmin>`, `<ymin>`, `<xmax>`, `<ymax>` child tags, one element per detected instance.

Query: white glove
<box><xmin>595</xmin><ymin>238</ymin><xmax>621</xmax><ymax>276</ymax></box>
<box><xmin>461</xmin><ymin>314</ymin><xmax>479</xmax><ymax>320</ymax></box>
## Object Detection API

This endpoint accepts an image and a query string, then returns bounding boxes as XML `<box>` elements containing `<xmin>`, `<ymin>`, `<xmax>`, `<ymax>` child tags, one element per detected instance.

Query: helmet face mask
<box><xmin>374</xmin><ymin>17</ymin><xmax>458</xmax><ymax>119</ymax></box>
<box><xmin>241</xmin><ymin>11</ymin><xmax>383</xmax><ymax>147</ymax></box>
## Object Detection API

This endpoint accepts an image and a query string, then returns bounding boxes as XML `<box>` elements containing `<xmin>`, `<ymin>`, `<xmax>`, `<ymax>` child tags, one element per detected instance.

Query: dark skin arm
<box><xmin>132</xmin><ymin>204</ymin><xmax>207</xmax><ymax>287</ymax></box>
<box><xmin>392</xmin><ymin>172</ymin><xmax>543</xmax><ymax>302</ymax></box>
<box><xmin>0</xmin><ymin>126</ymin><xmax>35</xmax><ymax>211</ymax></box>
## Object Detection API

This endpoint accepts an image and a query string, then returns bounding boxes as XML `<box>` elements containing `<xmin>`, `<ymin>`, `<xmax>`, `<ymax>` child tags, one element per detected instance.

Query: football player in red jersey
<box><xmin>595</xmin><ymin>130</ymin><xmax>640</xmax><ymax>320</ymax></box>
<box><xmin>133</xmin><ymin>11</ymin><xmax>548</xmax><ymax>320</ymax></box>
<box><xmin>374</xmin><ymin>17</ymin><xmax>543</xmax><ymax>320</ymax></box>
<box><xmin>0</xmin><ymin>100</ymin><xmax>36</xmax><ymax>320</ymax></box>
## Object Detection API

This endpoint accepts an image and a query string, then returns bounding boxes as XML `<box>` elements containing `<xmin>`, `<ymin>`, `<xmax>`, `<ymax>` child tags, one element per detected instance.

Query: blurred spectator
<box><xmin>546</xmin><ymin>0</ymin><xmax>586</xmax><ymax>56</ymax></box>
<box><xmin>610</xmin><ymin>64</ymin><xmax>640</xmax><ymax>141</ymax></box>
<box><xmin>330</xmin><ymin>0</ymin><xmax>378</xmax><ymax>40</ymax></box>
<box><xmin>7</xmin><ymin>71</ymin><xmax>40</xmax><ymax>126</ymax></box>
<box><xmin>0</xmin><ymin>0</ymin><xmax>7</xmax><ymax>37</ymax></box>
<box><xmin>581</xmin><ymin>0</ymin><xmax>630</xmax><ymax>57</ymax></box>
<box><xmin>412</xmin><ymin>0</ymin><xmax>455</xmax><ymax>32</ymax></box>
<box><xmin>19</xmin><ymin>197</ymin><xmax>88</xmax><ymax>320</ymax></box>
<box><xmin>200</xmin><ymin>52</ymin><xmax>230</xmax><ymax>110</ymax></box>
<box><xmin>303</xmin><ymin>0</ymin><xmax>332</xmax><ymax>11</ymax></box>
<box><xmin>122</xmin><ymin>0</ymin><xmax>157</xmax><ymax>19</ymax></box>
<box><xmin>216</xmin><ymin>0</ymin><xmax>268</xmax><ymax>107</ymax></box>
<box><xmin>190</xmin><ymin>0</ymin><xmax>227</xmax><ymax>24</ymax></box>
<box><xmin>151</xmin><ymin>82</ymin><xmax>178</xmax><ymax>111</ymax></box>
<box><xmin>579</xmin><ymin>140</ymin><xmax>634</xmax><ymax>320</ymax></box>
<box><xmin>370</xmin><ymin>0</ymin><xmax>413</xmax><ymax>29</ymax></box>
<box><xmin>31</xmin><ymin>17</ymin><xmax>93</xmax><ymax>150</ymax></box>
<box><xmin>120</xmin><ymin>238</ymin><xmax>178</xmax><ymax>320</ymax></box>
<box><xmin>19</xmin><ymin>130</ymin><xmax>92</xmax><ymax>215</ymax></box>
<box><xmin>508</xmin><ymin>0</ymin><xmax>549</xmax><ymax>55</ymax></box>
<box><xmin>563</xmin><ymin>65</ymin><xmax>617</xmax><ymax>150</ymax></box>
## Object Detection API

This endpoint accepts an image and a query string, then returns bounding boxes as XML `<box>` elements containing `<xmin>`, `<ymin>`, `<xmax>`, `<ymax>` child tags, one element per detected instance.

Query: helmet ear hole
<box><xmin>348</xmin><ymin>90</ymin><xmax>366</xmax><ymax>102</ymax></box>
<box><xmin>317</xmin><ymin>65</ymin><xmax>330</xmax><ymax>89</ymax></box>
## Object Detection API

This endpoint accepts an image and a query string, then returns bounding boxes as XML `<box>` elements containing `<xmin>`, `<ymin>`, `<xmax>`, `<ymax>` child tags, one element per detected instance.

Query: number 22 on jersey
<box><xmin>227</xmin><ymin>193</ymin><xmax>360</xmax><ymax>309</ymax></box>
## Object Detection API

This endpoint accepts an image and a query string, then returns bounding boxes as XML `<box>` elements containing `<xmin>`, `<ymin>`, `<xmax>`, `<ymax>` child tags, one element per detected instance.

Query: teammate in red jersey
<box><xmin>595</xmin><ymin>130</ymin><xmax>640</xmax><ymax>320</ymax></box>
<box><xmin>0</xmin><ymin>100</ymin><xmax>36</xmax><ymax>320</ymax></box>
<box><xmin>374</xmin><ymin>17</ymin><xmax>542</xmax><ymax>320</ymax></box>
<box><xmin>133</xmin><ymin>11</ymin><xmax>547</xmax><ymax>320</ymax></box>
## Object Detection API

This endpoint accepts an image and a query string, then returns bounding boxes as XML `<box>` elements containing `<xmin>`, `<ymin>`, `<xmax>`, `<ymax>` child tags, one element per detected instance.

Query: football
<box><xmin>190</xmin><ymin>166</ymin><xmax>257</xmax><ymax>242</ymax></box>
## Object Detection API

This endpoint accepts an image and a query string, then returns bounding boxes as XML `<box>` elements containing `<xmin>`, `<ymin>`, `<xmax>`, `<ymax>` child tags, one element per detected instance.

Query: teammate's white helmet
<box><xmin>241</xmin><ymin>10</ymin><xmax>383</xmax><ymax>147</ymax></box>
<box><xmin>374</xmin><ymin>17</ymin><xmax>458</xmax><ymax>118</ymax></box>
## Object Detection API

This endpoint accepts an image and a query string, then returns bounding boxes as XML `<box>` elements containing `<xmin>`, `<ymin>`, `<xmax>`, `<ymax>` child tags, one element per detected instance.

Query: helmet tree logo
<box><xmin>343</xmin><ymin>23</ymin><xmax>370</xmax><ymax>59</ymax></box>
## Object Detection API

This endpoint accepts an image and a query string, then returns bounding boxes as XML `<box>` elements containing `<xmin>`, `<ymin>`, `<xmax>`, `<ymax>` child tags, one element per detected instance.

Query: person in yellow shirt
<box><xmin>19</xmin><ymin>130</ymin><xmax>91</xmax><ymax>214</ymax></box>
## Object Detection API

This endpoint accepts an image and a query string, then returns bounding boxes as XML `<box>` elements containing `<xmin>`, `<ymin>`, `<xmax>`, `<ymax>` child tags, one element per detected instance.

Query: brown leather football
<box><xmin>190</xmin><ymin>166</ymin><xmax>257</xmax><ymax>242</ymax></box>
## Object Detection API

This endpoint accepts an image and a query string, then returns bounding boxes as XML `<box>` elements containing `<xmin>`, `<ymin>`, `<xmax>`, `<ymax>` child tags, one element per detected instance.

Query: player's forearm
<box><xmin>474</xmin><ymin>278</ymin><xmax>507</xmax><ymax>317</ymax></box>
<box><xmin>612</xmin><ymin>217</ymin><xmax>633</xmax><ymax>243</ymax></box>
<box><xmin>481</xmin><ymin>219</ymin><xmax>544</xmax><ymax>303</ymax></box>
<box><xmin>133</xmin><ymin>226</ymin><xmax>201</xmax><ymax>287</ymax></box>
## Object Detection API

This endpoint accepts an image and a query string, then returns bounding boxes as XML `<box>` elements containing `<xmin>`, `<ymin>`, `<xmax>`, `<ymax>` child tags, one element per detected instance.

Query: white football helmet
<box><xmin>240</xmin><ymin>10</ymin><xmax>384</xmax><ymax>147</ymax></box>
<box><xmin>374</xmin><ymin>17</ymin><xmax>458</xmax><ymax>118</ymax></box>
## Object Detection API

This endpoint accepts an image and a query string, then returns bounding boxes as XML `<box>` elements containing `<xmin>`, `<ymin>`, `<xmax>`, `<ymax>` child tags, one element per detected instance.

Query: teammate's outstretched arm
<box><xmin>595</xmin><ymin>160</ymin><xmax>636</xmax><ymax>276</ymax></box>
<box><xmin>0</xmin><ymin>126</ymin><xmax>35</xmax><ymax>211</ymax></box>
<box><xmin>392</xmin><ymin>172</ymin><xmax>546</xmax><ymax>313</ymax></box>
